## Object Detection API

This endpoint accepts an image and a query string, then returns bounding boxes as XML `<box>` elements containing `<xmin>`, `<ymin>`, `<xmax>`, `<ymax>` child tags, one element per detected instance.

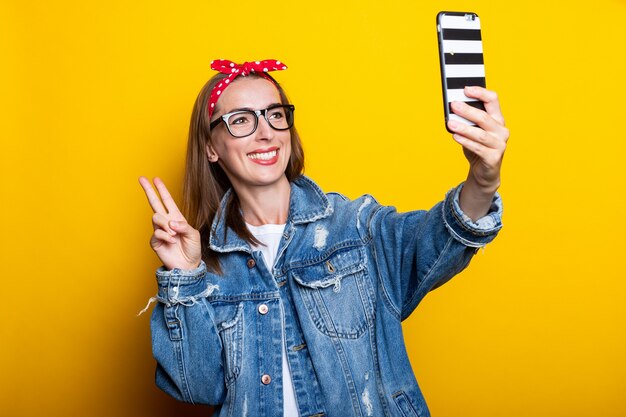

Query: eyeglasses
<box><xmin>209</xmin><ymin>104</ymin><xmax>295</xmax><ymax>138</ymax></box>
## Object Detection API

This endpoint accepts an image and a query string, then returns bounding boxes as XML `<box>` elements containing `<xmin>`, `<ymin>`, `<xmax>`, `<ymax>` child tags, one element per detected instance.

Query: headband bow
<box><xmin>208</xmin><ymin>59</ymin><xmax>288</xmax><ymax>119</ymax></box>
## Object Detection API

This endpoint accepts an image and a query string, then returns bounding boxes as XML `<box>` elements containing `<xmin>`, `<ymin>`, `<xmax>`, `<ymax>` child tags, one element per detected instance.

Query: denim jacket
<box><xmin>150</xmin><ymin>175</ymin><xmax>503</xmax><ymax>417</ymax></box>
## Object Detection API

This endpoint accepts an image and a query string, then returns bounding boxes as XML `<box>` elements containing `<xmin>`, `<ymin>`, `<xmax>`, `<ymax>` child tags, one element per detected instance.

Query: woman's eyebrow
<box><xmin>224</xmin><ymin>106</ymin><xmax>254</xmax><ymax>114</ymax></box>
<box><xmin>225</xmin><ymin>103</ymin><xmax>282</xmax><ymax>113</ymax></box>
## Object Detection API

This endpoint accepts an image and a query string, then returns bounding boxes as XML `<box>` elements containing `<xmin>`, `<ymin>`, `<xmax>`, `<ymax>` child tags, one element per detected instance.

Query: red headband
<box><xmin>207</xmin><ymin>59</ymin><xmax>288</xmax><ymax>119</ymax></box>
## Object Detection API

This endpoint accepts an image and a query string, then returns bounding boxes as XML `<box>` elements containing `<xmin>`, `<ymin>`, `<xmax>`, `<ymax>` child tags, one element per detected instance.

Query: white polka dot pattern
<box><xmin>207</xmin><ymin>59</ymin><xmax>288</xmax><ymax>119</ymax></box>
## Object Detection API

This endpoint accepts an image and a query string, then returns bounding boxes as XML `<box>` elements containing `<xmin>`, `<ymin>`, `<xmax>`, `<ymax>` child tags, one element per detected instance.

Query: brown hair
<box><xmin>182</xmin><ymin>73</ymin><xmax>304</xmax><ymax>273</ymax></box>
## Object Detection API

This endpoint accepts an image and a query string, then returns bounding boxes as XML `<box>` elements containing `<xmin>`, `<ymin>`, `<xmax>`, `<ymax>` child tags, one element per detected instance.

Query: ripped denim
<box><xmin>145</xmin><ymin>175</ymin><xmax>503</xmax><ymax>417</ymax></box>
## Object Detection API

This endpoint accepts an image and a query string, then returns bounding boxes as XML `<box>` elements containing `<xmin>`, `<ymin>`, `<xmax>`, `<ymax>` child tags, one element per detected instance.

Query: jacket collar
<box><xmin>209</xmin><ymin>175</ymin><xmax>333</xmax><ymax>253</ymax></box>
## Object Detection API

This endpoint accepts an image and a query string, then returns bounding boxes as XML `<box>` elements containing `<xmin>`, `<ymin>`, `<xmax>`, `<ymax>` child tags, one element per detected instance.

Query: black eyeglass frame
<box><xmin>209</xmin><ymin>104</ymin><xmax>296</xmax><ymax>138</ymax></box>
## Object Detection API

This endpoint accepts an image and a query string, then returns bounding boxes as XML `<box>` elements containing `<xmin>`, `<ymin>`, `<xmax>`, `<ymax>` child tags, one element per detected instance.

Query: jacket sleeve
<box><xmin>150</xmin><ymin>261</ymin><xmax>226</xmax><ymax>405</ymax></box>
<box><xmin>365</xmin><ymin>182</ymin><xmax>503</xmax><ymax>320</ymax></box>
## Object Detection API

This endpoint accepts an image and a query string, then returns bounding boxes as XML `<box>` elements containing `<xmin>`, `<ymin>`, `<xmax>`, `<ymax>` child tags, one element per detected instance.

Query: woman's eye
<box><xmin>230</xmin><ymin>116</ymin><xmax>249</xmax><ymax>125</ymax></box>
<box><xmin>268</xmin><ymin>110</ymin><xmax>285</xmax><ymax>120</ymax></box>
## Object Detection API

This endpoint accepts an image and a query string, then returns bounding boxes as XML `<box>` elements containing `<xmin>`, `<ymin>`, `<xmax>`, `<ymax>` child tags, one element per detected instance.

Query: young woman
<box><xmin>139</xmin><ymin>59</ymin><xmax>508</xmax><ymax>417</ymax></box>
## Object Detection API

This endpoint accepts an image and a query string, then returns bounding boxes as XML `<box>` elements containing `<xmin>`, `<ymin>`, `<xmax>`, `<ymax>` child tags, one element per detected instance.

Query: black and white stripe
<box><xmin>439</xmin><ymin>13</ymin><xmax>486</xmax><ymax>126</ymax></box>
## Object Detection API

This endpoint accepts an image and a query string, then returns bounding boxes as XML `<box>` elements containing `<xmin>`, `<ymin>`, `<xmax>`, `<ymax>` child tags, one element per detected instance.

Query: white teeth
<box><xmin>247</xmin><ymin>150</ymin><xmax>277</xmax><ymax>160</ymax></box>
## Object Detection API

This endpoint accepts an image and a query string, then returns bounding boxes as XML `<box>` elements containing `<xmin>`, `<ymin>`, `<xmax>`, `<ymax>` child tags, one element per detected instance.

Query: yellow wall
<box><xmin>1</xmin><ymin>1</ymin><xmax>624</xmax><ymax>416</ymax></box>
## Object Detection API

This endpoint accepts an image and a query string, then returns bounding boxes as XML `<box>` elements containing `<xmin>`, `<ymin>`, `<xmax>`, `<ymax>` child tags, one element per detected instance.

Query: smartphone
<box><xmin>437</xmin><ymin>11</ymin><xmax>486</xmax><ymax>132</ymax></box>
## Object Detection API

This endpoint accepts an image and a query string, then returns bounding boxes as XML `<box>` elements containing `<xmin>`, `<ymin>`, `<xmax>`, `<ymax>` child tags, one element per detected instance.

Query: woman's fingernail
<box><xmin>448</xmin><ymin>120</ymin><xmax>458</xmax><ymax>129</ymax></box>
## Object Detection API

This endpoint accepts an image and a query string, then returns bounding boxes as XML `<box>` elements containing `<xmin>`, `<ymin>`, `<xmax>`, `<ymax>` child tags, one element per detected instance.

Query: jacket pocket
<box><xmin>215</xmin><ymin>302</ymin><xmax>244</xmax><ymax>386</ymax></box>
<box><xmin>392</xmin><ymin>391</ymin><xmax>426</xmax><ymax>417</ymax></box>
<box><xmin>292</xmin><ymin>247</ymin><xmax>373</xmax><ymax>339</ymax></box>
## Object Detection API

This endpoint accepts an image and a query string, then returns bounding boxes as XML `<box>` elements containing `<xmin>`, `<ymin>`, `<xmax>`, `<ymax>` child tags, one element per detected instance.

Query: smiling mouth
<box><xmin>247</xmin><ymin>149</ymin><xmax>278</xmax><ymax>160</ymax></box>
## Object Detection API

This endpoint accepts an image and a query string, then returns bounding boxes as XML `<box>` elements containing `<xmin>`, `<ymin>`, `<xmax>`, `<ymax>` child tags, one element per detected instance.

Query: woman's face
<box><xmin>207</xmin><ymin>76</ymin><xmax>292</xmax><ymax>192</ymax></box>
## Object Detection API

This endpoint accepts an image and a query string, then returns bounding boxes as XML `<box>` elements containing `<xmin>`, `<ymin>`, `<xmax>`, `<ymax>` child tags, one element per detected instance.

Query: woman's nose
<box><xmin>255</xmin><ymin>115</ymin><xmax>274</xmax><ymax>140</ymax></box>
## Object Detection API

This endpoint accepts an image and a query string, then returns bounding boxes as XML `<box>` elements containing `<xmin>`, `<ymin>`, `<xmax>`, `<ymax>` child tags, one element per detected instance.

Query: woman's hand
<box><xmin>447</xmin><ymin>86</ymin><xmax>509</xmax><ymax>221</ymax></box>
<box><xmin>139</xmin><ymin>177</ymin><xmax>202</xmax><ymax>271</ymax></box>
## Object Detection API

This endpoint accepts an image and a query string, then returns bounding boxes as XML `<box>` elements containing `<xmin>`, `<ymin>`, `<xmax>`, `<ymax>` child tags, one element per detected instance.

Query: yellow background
<box><xmin>1</xmin><ymin>0</ymin><xmax>624</xmax><ymax>416</ymax></box>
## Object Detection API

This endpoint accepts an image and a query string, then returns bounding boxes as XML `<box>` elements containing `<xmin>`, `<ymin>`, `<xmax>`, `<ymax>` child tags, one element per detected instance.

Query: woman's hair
<box><xmin>182</xmin><ymin>73</ymin><xmax>304</xmax><ymax>273</ymax></box>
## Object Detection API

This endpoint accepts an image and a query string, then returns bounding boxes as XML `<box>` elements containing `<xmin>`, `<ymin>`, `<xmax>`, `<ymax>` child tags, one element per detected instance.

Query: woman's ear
<box><xmin>206</xmin><ymin>143</ymin><xmax>219</xmax><ymax>162</ymax></box>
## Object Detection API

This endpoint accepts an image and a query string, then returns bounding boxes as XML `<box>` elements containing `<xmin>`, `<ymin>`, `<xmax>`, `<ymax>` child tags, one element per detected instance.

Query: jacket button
<box><xmin>258</xmin><ymin>304</ymin><xmax>269</xmax><ymax>315</ymax></box>
<box><xmin>247</xmin><ymin>258</ymin><xmax>256</xmax><ymax>268</ymax></box>
<box><xmin>261</xmin><ymin>374</ymin><xmax>271</xmax><ymax>385</ymax></box>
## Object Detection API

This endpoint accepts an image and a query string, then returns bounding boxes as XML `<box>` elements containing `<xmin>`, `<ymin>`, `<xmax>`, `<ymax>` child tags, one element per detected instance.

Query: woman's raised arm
<box><xmin>447</xmin><ymin>86</ymin><xmax>509</xmax><ymax>222</ymax></box>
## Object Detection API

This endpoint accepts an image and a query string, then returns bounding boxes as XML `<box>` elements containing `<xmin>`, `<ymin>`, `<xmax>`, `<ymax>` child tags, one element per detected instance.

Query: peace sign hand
<box><xmin>138</xmin><ymin>177</ymin><xmax>202</xmax><ymax>271</ymax></box>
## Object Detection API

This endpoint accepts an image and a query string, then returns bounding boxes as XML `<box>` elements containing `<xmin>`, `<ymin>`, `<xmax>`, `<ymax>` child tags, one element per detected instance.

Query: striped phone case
<box><xmin>437</xmin><ymin>11</ymin><xmax>486</xmax><ymax>132</ymax></box>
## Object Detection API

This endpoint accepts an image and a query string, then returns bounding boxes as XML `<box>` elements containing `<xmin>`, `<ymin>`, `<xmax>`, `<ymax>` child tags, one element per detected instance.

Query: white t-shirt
<box><xmin>246</xmin><ymin>223</ymin><xmax>300</xmax><ymax>417</ymax></box>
